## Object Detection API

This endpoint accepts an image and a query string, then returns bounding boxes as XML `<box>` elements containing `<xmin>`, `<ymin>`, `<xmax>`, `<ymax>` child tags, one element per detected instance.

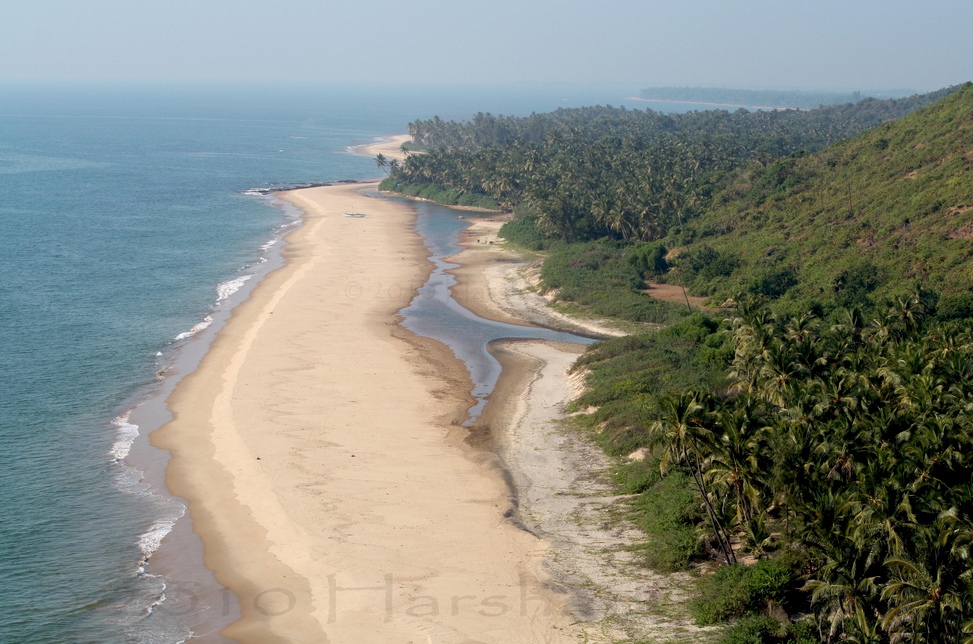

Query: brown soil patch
<box><xmin>642</xmin><ymin>281</ymin><xmax>713</xmax><ymax>310</ymax></box>
<box><xmin>948</xmin><ymin>206</ymin><xmax>973</xmax><ymax>239</ymax></box>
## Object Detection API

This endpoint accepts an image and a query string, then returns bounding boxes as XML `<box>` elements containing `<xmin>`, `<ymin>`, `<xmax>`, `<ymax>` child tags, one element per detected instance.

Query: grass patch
<box><xmin>690</xmin><ymin>561</ymin><xmax>794</xmax><ymax>625</ymax></box>
<box><xmin>631</xmin><ymin>471</ymin><xmax>705</xmax><ymax>571</ymax></box>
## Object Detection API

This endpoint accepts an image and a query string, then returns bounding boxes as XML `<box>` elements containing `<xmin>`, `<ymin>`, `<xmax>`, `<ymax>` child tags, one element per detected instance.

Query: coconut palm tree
<box><xmin>374</xmin><ymin>153</ymin><xmax>388</xmax><ymax>175</ymax></box>
<box><xmin>882</xmin><ymin>511</ymin><xmax>973</xmax><ymax>642</ymax></box>
<box><xmin>652</xmin><ymin>392</ymin><xmax>737</xmax><ymax>565</ymax></box>
<box><xmin>706</xmin><ymin>396</ymin><xmax>768</xmax><ymax>529</ymax></box>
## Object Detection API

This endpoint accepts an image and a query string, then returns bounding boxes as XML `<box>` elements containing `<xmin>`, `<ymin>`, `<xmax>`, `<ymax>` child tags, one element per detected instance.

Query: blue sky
<box><xmin>2</xmin><ymin>0</ymin><xmax>970</xmax><ymax>91</ymax></box>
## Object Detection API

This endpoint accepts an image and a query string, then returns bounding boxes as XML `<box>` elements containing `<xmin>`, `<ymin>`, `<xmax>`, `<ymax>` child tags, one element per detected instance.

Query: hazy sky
<box><xmin>2</xmin><ymin>0</ymin><xmax>970</xmax><ymax>91</ymax></box>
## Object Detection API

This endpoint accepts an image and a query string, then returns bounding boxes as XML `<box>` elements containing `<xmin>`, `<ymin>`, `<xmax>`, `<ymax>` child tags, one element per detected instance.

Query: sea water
<box><xmin>0</xmin><ymin>83</ymin><xmax>683</xmax><ymax>643</ymax></box>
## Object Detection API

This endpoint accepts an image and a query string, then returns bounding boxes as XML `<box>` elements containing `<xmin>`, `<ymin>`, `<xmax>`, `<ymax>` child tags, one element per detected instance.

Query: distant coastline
<box><xmin>628</xmin><ymin>95</ymin><xmax>801</xmax><ymax>111</ymax></box>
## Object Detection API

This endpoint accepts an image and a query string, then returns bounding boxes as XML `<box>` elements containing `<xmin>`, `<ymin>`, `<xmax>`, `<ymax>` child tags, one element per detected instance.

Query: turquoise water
<box><xmin>0</xmin><ymin>84</ymin><xmax>671</xmax><ymax>643</ymax></box>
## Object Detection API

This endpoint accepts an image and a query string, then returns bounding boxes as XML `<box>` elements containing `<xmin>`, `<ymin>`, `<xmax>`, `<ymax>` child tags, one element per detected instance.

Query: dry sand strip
<box><xmin>450</xmin><ymin>217</ymin><xmax>716</xmax><ymax>641</ymax></box>
<box><xmin>351</xmin><ymin>134</ymin><xmax>413</xmax><ymax>161</ymax></box>
<box><xmin>151</xmin><ymin>182</ymin><xmax>580</xmax><ymax>643</ymax></box>
<box><xmin>446</xmin><ymin>215</ymin><xmax>627</xmax><ymax>339</ymax></box>
<box><xmin>481</xmin><ymin>341</ymin><xmax>716</xmax><ymax>642</ymax></box>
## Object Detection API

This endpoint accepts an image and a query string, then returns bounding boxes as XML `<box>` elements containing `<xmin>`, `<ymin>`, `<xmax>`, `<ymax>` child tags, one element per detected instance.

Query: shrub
<box><xmin>634</xmin><ymin>472</ymin><xmax>704</xmax><ymax>571</ymax></box>
<box><xmin>784</xmin><ymin>620</ymin><xmax>822</xmax><ymax>644</ymax></box>
<box><xmin>832</xmin><ymin>261</ymin><xmax>881</xmax><ymax>307</ymax></box>
<box><xmin>692</xmin><ymin>565</ymin><xmax>753</xmax><ymax>624</ymax></box>
<box><xmin>612</xmin><ymin>456</ymin><xmax>662</xmax><ymax>495</ymax></box>
<box><xmin>380</xmin><ymin>180</ymin><xmax>497</xmax><ymax>210</ymax></box>
<box><xmin>628</xmin><ymin>241</ymin><xmax>669</xmax><ymax>276</ymax></box>
<box><xmin>938</xmin><ymin>292</ymin><xmax>973</xmax><ymax>320</ymax></box>
<box><xmin>721</xmin><ymin>615</ymin><xmax>785</xmax><ymax>644</ymax></box>
<box><xmin>679</xmin><ymin>245</ymin><xmax>741</xmax><ymax>284</ymax></box>
<box><xmin>499</xmin><ymin>214</ymin><xmax>548</xmax><ymax>250</ymax></box>
<box><xmin>538</xmin><ymin>241</ymin><xmax>686</xmax><ymax>324</ymax></box>
<box><xmin>747</xmin><ymin>267</ymin><xmax>798</xmax><ymax>299</ymax></box>
<box><xmin>746</xmin><ymin>561</ymin><xmax>791</xmax><ymax>606</ymax></box>
<box><xmin>691</xmin><ymin>560</ymin><xmax>795</xmax><ymax>625</ymax></box>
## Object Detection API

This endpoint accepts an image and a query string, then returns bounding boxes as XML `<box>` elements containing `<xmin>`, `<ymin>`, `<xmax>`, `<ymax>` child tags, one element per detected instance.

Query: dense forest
<box><xmin>637</xmin><ymin>87</ymin><xmax>869</xmax><ymax>110</ymax></box>
<box><xmin>382</xmin><ymin>84</ymin><xmax>973</xmax><ymax>642</ymax></box>
<box><xmin>383</xmin><ymin>85</ymin><xmax>960</xmax><ymax>246</ymax></box>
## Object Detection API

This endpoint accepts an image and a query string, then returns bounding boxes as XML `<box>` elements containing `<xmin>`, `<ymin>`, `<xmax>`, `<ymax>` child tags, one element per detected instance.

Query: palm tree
<box><xmin>652</xmin><ymin>392</ymin><xmax>737</xmax><ymax>565</ymax></box>
<box><xmin>374</xmin><ymin>153</ymin><xmax>388</xmax><ymax>175</ymax></box>
<box><xmin>706</xmin><ymin>396</ymin><xmax>767</xmax><ymax>529</ymax></box>
<box><xmin>803</xmin><ymin>497</ymin><xmax>884</xmax><ymax>641</ymax></box>
<box><xmin>882</xmin><ymin>511</ymin><xmax>973</xmax><ymax>642</ymax></box>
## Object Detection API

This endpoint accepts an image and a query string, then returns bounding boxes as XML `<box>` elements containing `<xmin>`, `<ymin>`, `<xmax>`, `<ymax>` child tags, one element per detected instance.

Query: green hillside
<box><xmin>675</xmin><ymin>82</ymin><xmax>973</xmax><ymax>307</ymax></box>
<box><xmin>386</xmin><ymin>85</ymin><xmax>973</xmax><ymax>641</ymax></box>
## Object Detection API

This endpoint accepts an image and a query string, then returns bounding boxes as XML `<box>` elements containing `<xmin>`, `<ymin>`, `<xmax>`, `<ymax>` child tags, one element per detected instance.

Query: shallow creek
<box><xmin>391</xmin><ymin>197</ymin><xmax>595</xmax><ymax>422</ymax></box>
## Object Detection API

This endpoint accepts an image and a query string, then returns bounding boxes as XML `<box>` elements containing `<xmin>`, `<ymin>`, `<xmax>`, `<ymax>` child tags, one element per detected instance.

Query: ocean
<box><xmin>0</xmin><ymin>83</ymin><xmax>687</xmax><ymax>643</ymax></box>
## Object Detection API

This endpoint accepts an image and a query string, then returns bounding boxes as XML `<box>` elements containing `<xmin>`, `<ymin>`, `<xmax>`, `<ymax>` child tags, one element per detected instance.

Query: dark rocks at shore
<box><xmin>242</xmin><ymin>179</ymin><xmax>364</xmax><ymax>196</ymax></box>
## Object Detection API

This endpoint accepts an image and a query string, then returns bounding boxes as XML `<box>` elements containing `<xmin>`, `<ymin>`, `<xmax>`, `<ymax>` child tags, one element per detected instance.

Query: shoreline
<box><xmin>449</xmin><ymin>214</ymin><xmax>717</xmax><ymax>640</ymax></box>
<box><xmin>151</xmin><ymin>131</ymin><xmax>700</xmax><ymax>642</ymax></box>
<box><xmin>446</xmin><ymin>215</ymin><xmax>627</xmax><ymax>339</ymax></box>
<box><xmin>151</xmin><ymin>180</ymin><xmax>579</xmax><ymax>641</ymax></box>
<box><xmin>628</xmin><ymin>95</ymin><xmax>802</xmax><ymax>111</ymax></box>
<box><xmin>350</xmin><ymin>133</ymin><xmax>413</xmax><ymax>160</ymax></box>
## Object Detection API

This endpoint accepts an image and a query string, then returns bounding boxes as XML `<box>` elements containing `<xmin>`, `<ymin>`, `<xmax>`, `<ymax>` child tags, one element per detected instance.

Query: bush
<box><xmin>747</xmin><ymin>561</ymin><xmax>791</xmax><ymax>605</ymax></box>
<box><xmin>539</xmin><ymin>241</ymin><xmax>686</xmax><ymax>324</ymax></box>
<box><xmin>499</xmin><ymin>214</ymin><xmax>549</xmax><ymax>250</ymax></box>
<box><xmin>832</xmin><ymin>261</ymin><xmax>881</xmax><ymax>307</ymax></box>
<box><xmin>633</xmin><ymin>472</ymin><xmax>704</xmax><ymax>571</ymax></box>
<box><xmin>380</xmin><ymin>180</ymin><xmax>498</xmax><ymax>210</ymax></box>
<box><xmin>612</xmin><ymin>456</ymin><xmax>662</xmax><ymax>494</ymax></box>
<box><xmin>938</xmin><ymin>292</ymin><xmax>973</xmax><ymax>320</ymax></box>
<box><xmin>456</xmin><ymin>192</ymin><xmax>499</xmax><ymax>209</ymax></box>
<box><xmin>691</xmin><ymin>560</ymin><xmax>795</xmax><ymax>625</ymax></box>
<box><xmin>692</xmin><ymin>565</ymin><xmax>753</xmax><ymax>624</ymax></box>
<box><xmin>784</xmin><ymin>620</ymin><xmax>822</xmax><ymax>644</ymax></box>
<box><xmin>628</xmin><ymin>241</ymin><xmax>669</xmax><ymax>276</ymax></box>
<box><xmin>721</xmin><ymin>615</ymin><xmax>785</xmax><ymax>644</ymax></box>
<box><xmin>747</xmin><ymin>267</ymin><xmax>798</xmax><ymax>299</ymax></box>
<box><xmin>679</xmin><ymin>245</ymin><xmax>741</xmax><ymax>284</ymax></box>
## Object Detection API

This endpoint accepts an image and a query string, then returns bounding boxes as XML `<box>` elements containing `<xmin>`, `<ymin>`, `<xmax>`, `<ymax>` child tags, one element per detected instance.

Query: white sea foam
<box><xmin>174</xmin><ymin>315</ymin><xmax>213</xmax><ymax>341</ymax></box>
<box><xmin>216</xmin><ymin>275</ymin><xmax>252</xmax><ymax>302</ymax></box>
<box><xmin>146</xmin><ymin>586</ymin><xmax>167</xmax><ymax>615</ymax></box>
<box><xmin>136</xmin><ymin>509</ymin><xmax>184</xmax><ymax>575</ymax></box>
<box><xmin>110</xmin><ymin>412</ymin><xmax>140</xmax><ymax>461</ymax></box>
<box><xmin>259</xmin><ymin>238</ymin><xmax>277</xmax><ymax>251</ymax></box>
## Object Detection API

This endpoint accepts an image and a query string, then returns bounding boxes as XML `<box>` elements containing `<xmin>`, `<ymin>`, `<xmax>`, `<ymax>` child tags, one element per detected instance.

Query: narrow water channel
<box><xmin>390</xmin><ymin>197</ymin><xmax>597</xmax><ymax>422</ymax></box>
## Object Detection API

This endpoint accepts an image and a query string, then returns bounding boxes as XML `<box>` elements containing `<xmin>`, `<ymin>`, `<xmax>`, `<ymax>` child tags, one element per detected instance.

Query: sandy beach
<box><xmin>447</xmin><ymin>216</ymin><xmax>627</xmax><ymax>339</ymax></box>
<box><xmin>351</xmin><ymin>134</ymin><xmax>413</xmax><ymax>160</ymax></box>
<box><xmin>151</xmin><ymin>132</ymin><xmax>706</xmax><ymax>642</ymax></box>
<box><xmin>151</xmin><ymin>178</ymin><xmax>580</xmax><ymax>643</ymax></box>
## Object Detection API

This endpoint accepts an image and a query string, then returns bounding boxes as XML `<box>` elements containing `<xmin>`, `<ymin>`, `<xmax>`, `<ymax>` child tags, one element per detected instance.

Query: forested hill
<box><xmin>386</xmin><ymin>85</ymin><xmax>961</xmax><ymax>243</ymax></box>
<box><xmin>672</xmin><ymin>82</ymin><xmax>973</xmax><ymax>307</ymax></box>
<box><xmin>384</xmin><ymin>84</ymin><xmax>973</xmax><ymax>642</ymax></box>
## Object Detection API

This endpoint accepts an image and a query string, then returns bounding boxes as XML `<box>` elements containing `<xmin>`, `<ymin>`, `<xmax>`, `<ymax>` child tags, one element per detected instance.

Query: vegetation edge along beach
<box><xmin>152</xmin><ymin>137</ymin><xmax>619</xmax><ymax>642</ymax></box>
<box><xmin>378</xmin><ymin>83</ymin><xmax>973</xmax><ymax>643</ymax></box>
